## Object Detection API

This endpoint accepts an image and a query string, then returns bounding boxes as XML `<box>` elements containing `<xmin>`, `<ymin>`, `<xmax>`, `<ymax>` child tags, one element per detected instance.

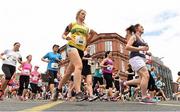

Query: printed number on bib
<box><xmin>139</xmin><ymin>51</ymin><xmax>146</xmax><ymax>55</ymax></box>
<box><xmin>88</xmin><ymin>60</ymin><xmax>92</xmax><ymax>65</ymax></box>
<box><xmin>107</xmin><ymin>66</ymin><xmax>112</xmax><ymax>71</ymax></box>
<box><xmin>75</xmin><ymin>36</ymin><xmax>85</xmax><ymax>46</ymax></box>
<box><xmin>32</xmin><ymin>76</ymin><xmax>38</xmax><ymax>81</ymax></box>
<box><xmin>22</xmin><ymin>69</ymin><xmax>30</xmax><ymax>75</ymax></box>
<box><xmin>51</xmin><ymin>63</ymin><xmax>59</xmax><ymax>69</ymax></box>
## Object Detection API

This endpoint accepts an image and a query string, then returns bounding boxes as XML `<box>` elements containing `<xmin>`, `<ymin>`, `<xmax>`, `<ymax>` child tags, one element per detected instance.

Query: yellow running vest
<box><xmin>67</xmin><ymin>22</ymin><xmax>89</xmax><ymax>51</ymax></box>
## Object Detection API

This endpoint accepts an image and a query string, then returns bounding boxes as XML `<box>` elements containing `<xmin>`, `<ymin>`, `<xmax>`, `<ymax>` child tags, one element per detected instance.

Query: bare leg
<box><xmin>86</xmin><ymin>75</ymin><xmax>93</xmax><ymax>96</ymax></box>
<box><xmin>58</xmin><ymin>48</ymin><xmax>82</xmax><ymax>93</ymax></box>
<box><xmin>0</xmin><ymin>79</ymin><xmax>9</xmax><ymax>91</ymax></box>
<box><xmin>58</xmin><ymin>63</ymin><xmax>74</xmax><ymax>90</ymax></box>
<box><xmin>125</xmin><ymin>78</ymin><xmax>141</xmax><ymax>86</ymax></box>
<box><xmin>137</xmin><ymin>67</ymin><xmax>149</xmax><ymax>98</ymax></box>
<box><xmin>68</xmin><ymin>49</ymin><xmax>83</xmax><ymax>93</ymax></box>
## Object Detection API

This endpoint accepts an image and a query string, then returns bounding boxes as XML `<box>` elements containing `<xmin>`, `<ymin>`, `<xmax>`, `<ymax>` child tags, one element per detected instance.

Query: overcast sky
<box><xmin>0</xmin><ymin>0</ymin><xmax>180</xmax><ymax>81</ymax></box>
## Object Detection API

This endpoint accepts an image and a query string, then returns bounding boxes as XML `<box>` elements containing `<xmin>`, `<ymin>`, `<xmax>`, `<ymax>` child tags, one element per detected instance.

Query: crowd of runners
<box><xmin>0</xmin><ymin>9</ymin><xmax>179</xmax><ymax>104</ymax></box>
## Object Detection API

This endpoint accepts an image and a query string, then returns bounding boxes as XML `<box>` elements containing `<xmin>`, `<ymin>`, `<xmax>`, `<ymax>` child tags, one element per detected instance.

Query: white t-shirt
<box><xmin>2</xmin><ymin>49</ymin><xmax>22</xmax><ymax>66</ymax></box>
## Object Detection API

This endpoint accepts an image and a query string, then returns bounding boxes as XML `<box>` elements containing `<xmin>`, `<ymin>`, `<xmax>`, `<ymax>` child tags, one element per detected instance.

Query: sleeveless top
<box><xmin>21</xmin><ymin>62</ymin><xmax>32</xmax><ymax>76</ymax></box>
<box><xmin>102</xmin><ymin>59</ymin><xmax>113</xmax><ymax>74</ymax></box>
<box><xmin>67</xmin><ymin>22</ymin><xmax>89</xmax><ymax>51</ymax></box>
<box><xmin>130</xmin><ymin>35</ymin><xmax>147</xmax><ymax>59</ymax></box>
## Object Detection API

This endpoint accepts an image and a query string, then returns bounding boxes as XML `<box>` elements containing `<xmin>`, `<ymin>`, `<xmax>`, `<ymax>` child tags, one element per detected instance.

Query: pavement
<box><xmin>0</xmin><ymin>98</ymin><xmax>180</xmax><ymax>111</ymax></box>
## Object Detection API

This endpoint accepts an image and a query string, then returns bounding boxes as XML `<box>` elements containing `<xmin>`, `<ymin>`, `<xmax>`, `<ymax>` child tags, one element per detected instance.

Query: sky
<box><xmin>0</xmin><ymin>0</ymin><xmax>180</xmax><ymax>81</ymax></box>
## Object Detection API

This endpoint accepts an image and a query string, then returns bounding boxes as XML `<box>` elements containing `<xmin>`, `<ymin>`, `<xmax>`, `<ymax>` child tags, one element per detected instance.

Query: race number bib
<box><xmin>139</xmin><ymin>51</ymin><xmax>146</xmax><ymax>55</ymax></box>
<box><xmin>22</xmin><ymin>69</ymin><xmax>30</xmax><ymax>75</ymax></box>
<box><xmin>75</xmin><ymin>36</ymin><xmax>85</xmax><ymax>46</ymax></box>
<box><xmin>51</xmin><ymin>63</ymin><xmax>59</xmax><ymax>69</ymax></box>
<box><xmin>107</xmin><ymin>66</ymin><xmax>113</xmax><ymax>71</ymax></box>
<box><xmin>32</xmin><ymin>76</ymin><xmax>38</xmax><ymax>81</ymax></box>
<box><xmin>88</xmin><ymin>60</ymin><xmax>92</xmax><ymax>65</ymax></box>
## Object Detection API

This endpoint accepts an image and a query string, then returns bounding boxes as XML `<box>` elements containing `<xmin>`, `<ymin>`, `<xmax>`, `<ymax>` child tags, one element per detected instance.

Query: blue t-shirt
<box><xmin>43</xmin><ymin>52</ymin><xmax>62</xmax><ymax>71</ymax></box>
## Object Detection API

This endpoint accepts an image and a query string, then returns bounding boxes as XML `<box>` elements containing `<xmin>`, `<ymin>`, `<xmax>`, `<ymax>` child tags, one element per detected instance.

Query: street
<box><xmin>0</xmin><ymin>98</ymin><xmax>180</xmax><ymax>111</ymax></box>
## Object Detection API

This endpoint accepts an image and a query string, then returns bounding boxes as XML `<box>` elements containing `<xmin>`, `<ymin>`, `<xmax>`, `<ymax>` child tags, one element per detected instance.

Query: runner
<box><xmin>92</xmin><ymin>57</ymin><xmax>104</xmax><ymax>97</ymax></box>
<box><xmin>41</xmin><ymin>44</ymin><xmax>62</xmax><ymax>100</ymax></box>
<box><xmin>81</xmin><ymin>46</ymin><xmax>98</xmax><ymax>101</ymax></box>
<box><xmin>100</xmin><ymin>51</ymin><xmax>114</xmax><ymax>101</ymax></box>
<box><xmin>0</xmin><ymin>42</ymin><xmax>22</xmax><ymax>100</ymax></box>
<box><xmin>125</xmin><ymin>24</ymin><xmax>156</xmax><ymax>104</ymax></box>
<box><xmin>17</xmin><ymin>55</ymin><xmax>32</xmax><ymax>101</ymax></box>
<box><xmin>52</xmin><ymin>9</ymin><xmax>97</xmax><ymax>101</ymax></box>
<box><xmin>29</xmin><ymin>65</ymin><xmax>41</xmax><ymax>100</ymax></box>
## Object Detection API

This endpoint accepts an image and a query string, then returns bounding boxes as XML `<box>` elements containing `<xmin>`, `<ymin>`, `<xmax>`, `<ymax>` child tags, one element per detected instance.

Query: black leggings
<box><xmin>30</xmin><ymin>83</ymin><xmax>38</xmax><ymax>94</ymax></box>
<box><xmin>47</xmin><ymin>70</ymin><xmax>57</xmax><ymax>84</ymax></box>
<box><xmin>92</xmin><ymin>77</ymin><xmax>103</xmax><ymax>89</ymax></box>
<box><xmin>2</xmin><ymin>64</ymin><xmax>16</xmax><ymax>80</ymax></box>
<box><xmin>17</xmin><ymin>75</ymin><xmax>30</xmax><ymax>96</ymax></box>
<box><xmin>103</xmin><ymin>73</ymin><xmax>113</xmax><ymax>89</ymax></box>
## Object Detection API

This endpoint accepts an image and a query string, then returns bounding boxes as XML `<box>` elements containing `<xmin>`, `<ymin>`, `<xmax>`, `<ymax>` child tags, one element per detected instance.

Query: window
<box><xmin>89</xmin><ymin>44</ymin><xmax>96</xmax><ymax>55</ymax></box>
<box><xmin>120</xmin><ymin>44</ymin><xmax>124</xmax><ymax>53</ymax></box>
<box><xmin>61</xmin><ymin>51</ymin><xmax>66</xmax><ymax>60</ymax></box>
<box><xmin>105</xmin><ymin>41</ymin><xmax>112</xmax><ymax>51</ymax></box>
<box><xmin>121</xmin><ymin>60</ymin><xmax>125</xmax><ymax>72</ymax></box>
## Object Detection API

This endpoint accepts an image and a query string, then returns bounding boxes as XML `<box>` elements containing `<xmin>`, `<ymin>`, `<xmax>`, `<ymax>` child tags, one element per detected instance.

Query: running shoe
<box><xmin>100</xmin><ymin>95</ymin><xmax>109</xmax><ymax>101</ymax></box>
<box><xmin>75</xmin><ymin>92</ymin><xmax>87</xmax><ymax>102</ymax></box>
<box><xmin>88</xmin><ymin>95</ymin><xmax>99</xmax><ymax>102</ymax></box>
<box><xmin>52</xmin><ymin>88</ymin><xmax>62</xmax><ymax>101</ymax></box>
<box><xmin>110</xmin><ymin>97</ymin><xmax>118</xmax><ymax>102</ymax></box>
<box><xmin>140</xmin><ymin>97</ymin><xmax>157</xmax><ymax>104</ymax></box>
<box><xmin>17</xmin><ymin>96</ymin><xmax>24</xmax><ymax>101</ymax></box>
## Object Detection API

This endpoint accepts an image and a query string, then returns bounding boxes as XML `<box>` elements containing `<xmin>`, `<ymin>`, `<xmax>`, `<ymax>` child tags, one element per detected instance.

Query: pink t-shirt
<box><xmin>21</xmin><ymin>62</ymin><xmax>32</xmax><ymax>76</ymax></box>
<box><xmin>30</xmin><ymin>71</ymin><xmax>40</xmax><ymax>84</ymax></box>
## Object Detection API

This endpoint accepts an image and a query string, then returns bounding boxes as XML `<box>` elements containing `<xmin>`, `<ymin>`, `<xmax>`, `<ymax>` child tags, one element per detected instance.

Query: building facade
<box><xmin>148</xmin><ymin>56</ymin><xmax>173</xmax><ymax>98</ymax></box>
<box><xmin>88</xmin><ymin>33</ymin><xmax>129</xmax><ymax>79</ymax></box>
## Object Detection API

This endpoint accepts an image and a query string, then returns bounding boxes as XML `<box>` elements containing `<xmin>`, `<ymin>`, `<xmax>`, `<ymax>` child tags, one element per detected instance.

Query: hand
<box><xmin>139</xmin><ymin>46</ymin><xmax>149</xmax><ymax>51</ymax></box>
<box><xmin>146</xmin><ymin>52</ymin><xmax>152</xmax><ymax>56</ymax></box>
<box><xmin>2</xmin><ymin>57</ymin><xmax>6</xmax><ymax>60</ymax></box>
<box><xmin>66</xmin><ymin>36</ymin><xmax>72</xmax><ymax>40</ymax></box>
<box><xmin>56</xmin><ymin>58</ymin><xmax>61</xmax><ymax>62</ymax></box>
<box><xmin>46</xmin><ymin>60</ymin><xmax>50</xmax><ymax>63</ymax></box>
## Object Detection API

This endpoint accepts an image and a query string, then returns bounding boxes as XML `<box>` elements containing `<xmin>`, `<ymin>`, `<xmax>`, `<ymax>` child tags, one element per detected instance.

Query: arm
<box><xmin>18</xmin><ymin>62</ymin><xmax>24</xmax><ymax>71</ymax></box>
<box><xmin>125</xmin><ymin>70</ymin><xmax>134</xmax><ymax>75</ymax></box>
<box><xmin>100</xmin><ymin>58</ymin><xmax>108</xmax><ymax>68</ymax></box>
<box><xmin>82</xmin><ymin>57</ymin><xmax>92</xmax><ymax>60</ymax></box>
<box><xmin>87</xmin><ymin>29</ymin><xmax>97</xmax><ymax>45</ymax></box>
<box><xmin>18</xmin><ymin>57</ymin><xmax>22</xmax><ymax>64</ymax></box>
<box><xmin>41</xmin><ymin>53</ymin><xmax>50</xmax><ymax>63</ymax></box>
<box><xmin>62</xmin><ymin>23</ymin><xmax>73</xmax><ymax>40</ymax></box>
<box><xmin>0</xmin><ymin>52</ymin><xmax>5</xmax><ymax>60</ymax></box>
<box><xmin>41</xmin><ymin>57</ymin><xmax>49</xmax><ymax>63</ymax></box>
<box><xmin>176</xmin><ymin>77</ymin><xmax>180</xmax><ymax>83</ymax></box>
<box><xmin>125</xmin><ymin>36</ymin><xmax>149</xmax><ymax>52</ymax></box>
